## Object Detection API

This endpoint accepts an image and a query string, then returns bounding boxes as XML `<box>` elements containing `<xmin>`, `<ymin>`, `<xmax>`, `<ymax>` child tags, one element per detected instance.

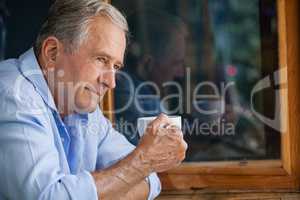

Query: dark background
<box><xmin>0</xmin><ymin>0</ymin><xmax>52</xmax><ymax>59</ymax></box>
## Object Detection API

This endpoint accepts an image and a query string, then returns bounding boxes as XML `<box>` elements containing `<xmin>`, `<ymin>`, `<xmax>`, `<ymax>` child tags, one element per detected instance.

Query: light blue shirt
<box><xmin>0</xmin><ymin>49</ymin><xmax>161</xmax><ymax>200</ymax></box>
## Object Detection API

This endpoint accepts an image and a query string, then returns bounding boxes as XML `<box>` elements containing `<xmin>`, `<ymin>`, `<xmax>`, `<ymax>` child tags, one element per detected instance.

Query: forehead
<box><xmin>83</xmin><ymin>16</ymin><xmax>126</xmax><ymax>60</ymax></box>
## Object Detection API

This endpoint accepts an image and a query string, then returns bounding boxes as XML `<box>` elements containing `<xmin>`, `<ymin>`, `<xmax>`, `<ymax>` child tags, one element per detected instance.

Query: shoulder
<box><xmin>0</xmin><ymin>58</ymin><xmax>38</xmax><ymax>97</ymax></box>
<box><xmin>0</xmin><ymin>59</ymin><xmax>22</xmax><ymax>92</ymax></box>
<box><xmin>0</xmin><ymin>59</ymin><xmax>49</xmax><ymax>124</ymax></box>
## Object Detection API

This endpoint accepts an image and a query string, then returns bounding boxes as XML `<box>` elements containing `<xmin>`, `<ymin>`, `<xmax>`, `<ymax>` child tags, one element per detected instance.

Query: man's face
<box><xmin>53</xmin><ymin>16</ymin><xmax>126</xmax><ymax>114</ymax></box>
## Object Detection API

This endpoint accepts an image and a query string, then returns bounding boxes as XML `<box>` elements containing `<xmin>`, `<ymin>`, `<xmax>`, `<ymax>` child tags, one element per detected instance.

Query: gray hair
<box><xmin>34</xmin><ymin>0</ymin><xmax>128</xmax><ymax>54</ymax></box>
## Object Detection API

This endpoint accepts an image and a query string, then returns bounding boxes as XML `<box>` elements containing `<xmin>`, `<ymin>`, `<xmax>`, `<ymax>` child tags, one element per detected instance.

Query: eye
<box><xmin>113</xmin><ymin>65</ymin><xmax>122</xmax><ymax>71</ymax></box>
<box><xmin>97</xmin><ymin>57</ymin><xmax>108</xmax><ymax>64</ymax></box>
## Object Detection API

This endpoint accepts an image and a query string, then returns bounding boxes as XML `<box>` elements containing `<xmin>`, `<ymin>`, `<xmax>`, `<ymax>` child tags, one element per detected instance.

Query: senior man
<box><xmin>0</xmin><ymin>0</ymin><xmax>187</xmax><ymax>200</ymax></box>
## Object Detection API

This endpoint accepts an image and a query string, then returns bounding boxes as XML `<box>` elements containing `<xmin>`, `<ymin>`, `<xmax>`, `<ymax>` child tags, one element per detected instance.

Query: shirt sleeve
<box><xmin>0</xmin><ymin>89</ymin><xmax>97</xmax><ymax>200</ymax></box>
<box><xmin>96</xmin><ymin>111</ymin><xmax>161</xmax><ymax>199</ymax></box>
<box><xmin>146</xmin><ymin>173</ymin><xmax>162</xmax><ymax>200</ymax></box>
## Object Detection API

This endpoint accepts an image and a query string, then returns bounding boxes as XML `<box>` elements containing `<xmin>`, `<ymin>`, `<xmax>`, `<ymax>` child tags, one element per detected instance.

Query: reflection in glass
<box><xmin>113</xmin><ymin>0</ymin><xmax>281</xmax><ymax>161</ymax></box>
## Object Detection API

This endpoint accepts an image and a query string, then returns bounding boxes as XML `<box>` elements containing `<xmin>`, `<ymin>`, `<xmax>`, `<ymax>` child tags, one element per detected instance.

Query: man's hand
<box><xmin>91</xmin><ymin>114</ymin><xmax>187</xmax><ymax>199</ymax></box>
<box><xmin>137</xmin><ymin>113</ymin><xmax>188</xmax><ymax>173</ymax></box>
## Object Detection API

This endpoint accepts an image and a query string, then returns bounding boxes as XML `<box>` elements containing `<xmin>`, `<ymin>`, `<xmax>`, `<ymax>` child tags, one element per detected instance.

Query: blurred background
<box><xmin>112</xmin><ymin>0</ymin><xmax>281</xmax><ymax>162</ymax></box>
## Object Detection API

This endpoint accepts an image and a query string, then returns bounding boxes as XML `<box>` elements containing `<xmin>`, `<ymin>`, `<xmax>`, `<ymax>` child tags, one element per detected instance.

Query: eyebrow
<box><xmin>95</xmin><ymin>51</ymin><xmax>124</xmax><ymax>68</ymax></box>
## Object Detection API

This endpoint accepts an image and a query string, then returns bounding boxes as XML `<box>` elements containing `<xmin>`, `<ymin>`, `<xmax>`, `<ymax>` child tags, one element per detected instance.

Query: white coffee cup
<box><xmin>137</xmin><ymin>115</ymin><xmax>182</xmax><ymax>137</ymax></box>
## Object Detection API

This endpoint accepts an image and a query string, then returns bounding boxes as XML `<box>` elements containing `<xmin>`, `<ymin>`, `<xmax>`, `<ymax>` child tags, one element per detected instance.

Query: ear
<box><xmin>40</xmin><ymin>36</ymin><xmax>61</xmax><ymax>69</ymax></box>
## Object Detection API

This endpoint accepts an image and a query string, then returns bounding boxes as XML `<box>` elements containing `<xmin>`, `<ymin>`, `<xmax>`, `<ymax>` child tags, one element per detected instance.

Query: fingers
<box><xmin>140</xmin><ymin>114</ymin><xmax>188</xmax><ymax>173</ymax></box>
<box><xmin>153</xmin><ymin>113</ymin><xmax>169</xmax><ymax>125</ymax></box>
<box><xmin>144</xmin><ymin>113</ymin><xmax>169</xmax><ymax>135</ymax></box>
<box><xmin>149</xmin><ymin>114</ymin><xmax>183</xmax><ymax>137</ymax></box>
<box><xmin>165</xmin><ymin>126</ymin><xmax>183</xmax><ymax>138</ymax></box>
<box><xmin>157</xmin><ymin>126</ymin><xmax>186</xmax><ymax>152</ymax></box>
<box><xmin>155</xmin><ymin>113</ymin><xmax>169</xmax><ymax>122</ymax></box>
<box><xmin>182</xmin><ymin>140</ymin><xmax>188</xmax><ymax>151</ymax></box>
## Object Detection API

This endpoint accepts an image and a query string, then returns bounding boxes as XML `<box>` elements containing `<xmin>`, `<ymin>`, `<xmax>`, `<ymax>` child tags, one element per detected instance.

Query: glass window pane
<box><xmin>113</xmin><ymin>0</ymin><xmax>281</xmax><ymax>161</ymax></box>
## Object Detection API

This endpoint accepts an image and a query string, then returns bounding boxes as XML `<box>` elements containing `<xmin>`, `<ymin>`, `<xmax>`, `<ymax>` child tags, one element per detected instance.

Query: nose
<box><xmin>99</xmin><ymin>69</ymin><xmax>116</xmax><ymax>89</ymax></box>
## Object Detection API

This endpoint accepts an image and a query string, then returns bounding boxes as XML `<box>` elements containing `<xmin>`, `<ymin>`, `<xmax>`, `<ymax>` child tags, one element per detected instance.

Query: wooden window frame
<box><xmin>104</xmin><ymin>0</ymin><xmax>300</xmax><ymax>191</ymax></box>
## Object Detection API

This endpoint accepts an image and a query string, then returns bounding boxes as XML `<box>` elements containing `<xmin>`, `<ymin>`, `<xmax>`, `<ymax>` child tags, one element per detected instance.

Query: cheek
<box><xmin>76</xmin><ymin>64</ymin><xmax>100</xmax><ymax>83</ymax></box>
<box><xmin>57</xmin><ymin>55</ymin><xmax>78</xmax><ymax>74</ymax></box>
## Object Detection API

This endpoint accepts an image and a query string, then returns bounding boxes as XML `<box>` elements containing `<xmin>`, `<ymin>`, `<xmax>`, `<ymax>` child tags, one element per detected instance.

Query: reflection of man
<box><xmin>0</xmin><ymin>1</ymin><xmax>187</xmax><ymax>199</ymax></box>
<box><xmin>115</xmin><ymin>9</ymin><xmax>188</xmax><ymax>145</ymax></box>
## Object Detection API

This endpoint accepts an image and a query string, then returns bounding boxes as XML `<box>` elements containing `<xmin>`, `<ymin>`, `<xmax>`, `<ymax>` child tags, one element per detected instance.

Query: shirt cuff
<box><xmin>60</xmin><ymin>171</ymin><xmax>98</xmax><ymax>200</ymax></box>
<box><xmin>146</xmin><ymin>173</ymin><xmax>161</xmax><ymax>200</ymax></box>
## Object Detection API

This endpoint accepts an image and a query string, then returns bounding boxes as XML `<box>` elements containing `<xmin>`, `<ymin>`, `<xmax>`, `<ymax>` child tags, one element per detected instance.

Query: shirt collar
<box><xmin>18</xmin><ymin>48</ymin><xmax>57</xmax><ymax>111</ymax></box>
<box><xmin>17</xmin><ymin>48</ymin><xmax>90</xmax><ymax>121</ymax></box>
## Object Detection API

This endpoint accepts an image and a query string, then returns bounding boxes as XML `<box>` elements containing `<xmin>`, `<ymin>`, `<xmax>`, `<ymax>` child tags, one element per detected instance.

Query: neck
<box><xmin>37</xmin><ymin>53</ymin><xmax>71</xmax><ymax>119</ymax></box>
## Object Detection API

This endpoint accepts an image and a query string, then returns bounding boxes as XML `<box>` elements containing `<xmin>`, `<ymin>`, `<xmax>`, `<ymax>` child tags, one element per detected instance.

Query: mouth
<box><xmin>84</xmin><ymin>86</ymin><xmax>101</xmax><ymax>97</ymax></box>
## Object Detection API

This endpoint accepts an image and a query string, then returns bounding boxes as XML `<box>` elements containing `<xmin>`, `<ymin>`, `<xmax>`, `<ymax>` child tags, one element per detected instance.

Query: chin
<box><xmin>74</xmin><ymin>97</ymin><xmax>99</xmax><ymax>114</ymax></box>
<box><xmin>74</xmin><ymin>103</ymin><xmax>98</xmax><ymax>114</ymax></box>
<box><xmin>86</xmin><ymin>106</ymin><xmax>98</xmax><ymax>113</ymax></box>
<box><xmin>73</xmin><ymin>87</ymin><xmax>106</xmax><ymax>113</ymax></box>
